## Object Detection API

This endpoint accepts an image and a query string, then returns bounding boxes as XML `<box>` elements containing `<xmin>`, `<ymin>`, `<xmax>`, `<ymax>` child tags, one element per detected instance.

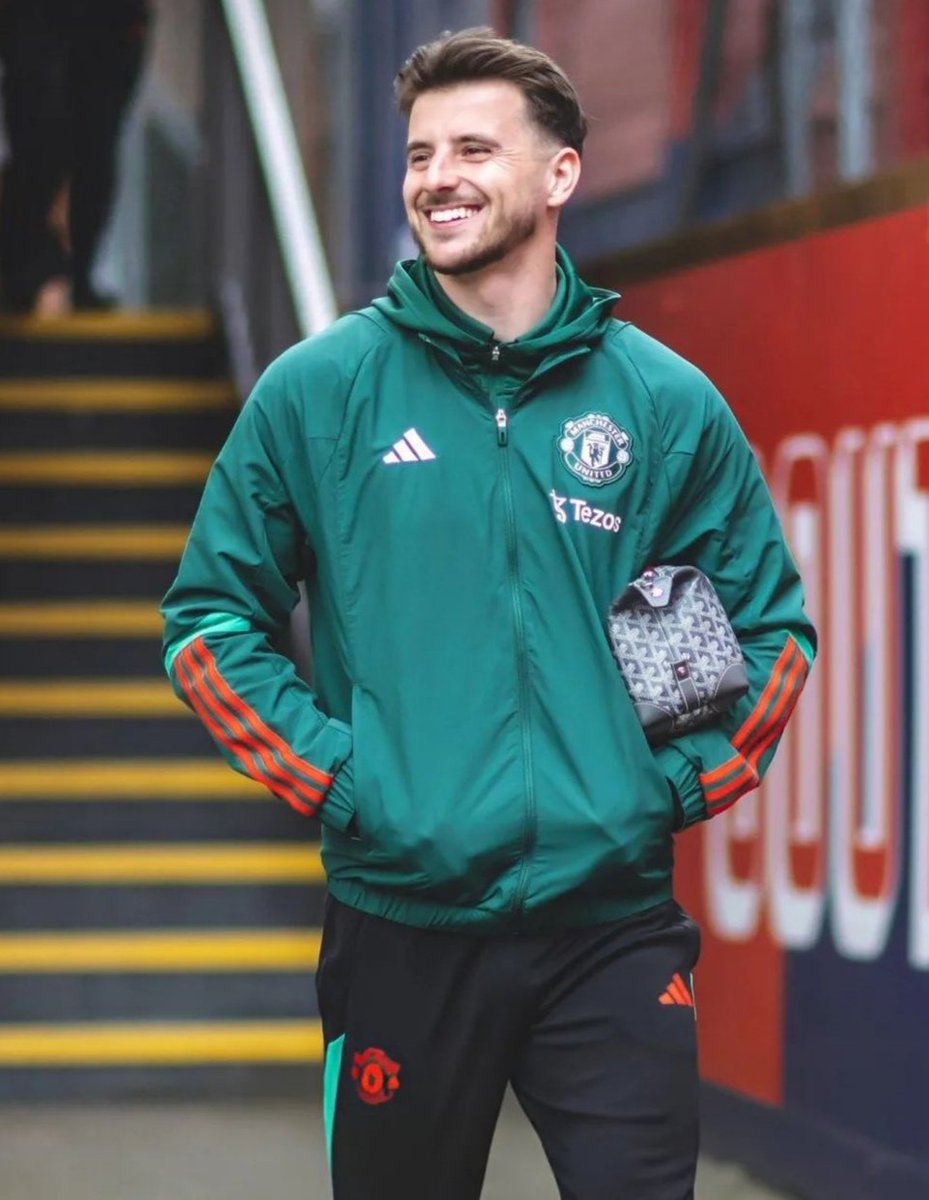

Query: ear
<box><xmin>546</xmin><ymin>146</ymin><xmax>581</xmax><ymax>211</ymax></box>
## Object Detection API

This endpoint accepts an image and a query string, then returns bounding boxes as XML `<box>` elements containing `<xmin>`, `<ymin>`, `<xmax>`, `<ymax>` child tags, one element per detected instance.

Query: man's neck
<box><xmin>433</xmin><ymin>244</ymin><xmax>558</xmax><ymax>342</ymax></box>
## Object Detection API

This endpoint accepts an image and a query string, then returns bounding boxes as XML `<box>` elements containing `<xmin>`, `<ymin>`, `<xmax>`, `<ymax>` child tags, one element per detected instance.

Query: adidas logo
<box><xmin>383</xmin><ymin>429</ymin><xmax>436</xmax><ymax>465</ymax></box>
<box><xmin>659</xmin><ymin>972</ymin><xmax>695</xmax><ymax>1007</ymax></box>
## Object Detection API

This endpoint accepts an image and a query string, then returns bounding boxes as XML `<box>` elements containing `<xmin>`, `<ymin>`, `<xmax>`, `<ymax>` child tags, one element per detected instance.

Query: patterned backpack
<box><xmin>607</xmin><ymin>565</ymin><xmax>748</xmax><ymax>745</ymax></box>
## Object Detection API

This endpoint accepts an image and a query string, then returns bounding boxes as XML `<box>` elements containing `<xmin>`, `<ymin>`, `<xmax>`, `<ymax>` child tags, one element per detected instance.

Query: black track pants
<box><xmin>316</xmin><ymin>897</ymin><xmax>701</xmax><ymax>1200</ymax></box>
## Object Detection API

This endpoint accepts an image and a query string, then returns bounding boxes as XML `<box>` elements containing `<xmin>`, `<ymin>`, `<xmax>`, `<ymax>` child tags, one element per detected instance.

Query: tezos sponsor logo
<box><xmin>558</xmin><ymin>412</ymin><xmax>633</xmax><ymax>488</ymax></box>
<box><xmin>550</xmin><ymin>489</ymin><xmax>622</xmax><ymax>533</ymax></box>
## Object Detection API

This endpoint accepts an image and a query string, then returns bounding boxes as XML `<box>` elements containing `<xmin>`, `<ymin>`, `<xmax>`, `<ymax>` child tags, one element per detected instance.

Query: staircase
<box><xmin>0</xmin><ymin>312</ymin><xmax>324</xmax><ymax>1098</ymax></box>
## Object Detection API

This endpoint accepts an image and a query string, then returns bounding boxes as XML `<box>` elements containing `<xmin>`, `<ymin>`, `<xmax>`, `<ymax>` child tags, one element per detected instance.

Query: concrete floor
<box><xmin>0</xmin><ymin>1090</ymin><xmax>796</xmax><ymax>1199</ymax></box>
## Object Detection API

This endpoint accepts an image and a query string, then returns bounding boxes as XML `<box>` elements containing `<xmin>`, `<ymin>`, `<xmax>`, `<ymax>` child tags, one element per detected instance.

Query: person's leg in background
<box><xmin>68</xmin><ymin>5</ymin><xmax>149</xmax><ymax>309</ymax></box>
<box><xmin>317</xmin><ymin>897</ymin><xmax>526</xmax><ymax>1200</ymax></box>
<box><xmin>512</xmin><ymin>902</ymin><xmax>702</xmax><ymax>1200</ymax></box>
<box><xmin>0</xmin><ymin>3</ymin><xmax>71</xmax><ymax>311</ymax></box>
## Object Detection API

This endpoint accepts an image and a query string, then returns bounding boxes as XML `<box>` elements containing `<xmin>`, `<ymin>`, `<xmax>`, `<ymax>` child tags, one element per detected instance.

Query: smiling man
<box><xmin>161</xmin><ymin>28</ymin><xmax>815</xmax><ymax>1200</ymax></box>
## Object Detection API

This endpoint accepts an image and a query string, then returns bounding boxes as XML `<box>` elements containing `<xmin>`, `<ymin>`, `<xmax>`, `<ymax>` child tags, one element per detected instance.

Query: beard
<box><xmin>411</xmin><ymin>204</ymin><xmax>538</xmax><ymax>277</ymax></box>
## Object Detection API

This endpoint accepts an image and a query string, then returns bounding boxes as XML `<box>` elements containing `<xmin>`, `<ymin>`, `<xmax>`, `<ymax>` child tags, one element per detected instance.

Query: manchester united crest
<box><xmin>558</xmin><ymin>412</ymin><xmax>633</xmax><ymax>488</ymax></box>
<box><xmin>351</xmin><ymin>1047</ymin><xmax>401</xmax><ymax>1105</ymax></box>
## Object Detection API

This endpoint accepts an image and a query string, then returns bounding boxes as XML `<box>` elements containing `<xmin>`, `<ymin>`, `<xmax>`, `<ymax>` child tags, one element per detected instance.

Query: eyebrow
<box><xmin>405</xmin><ymin>134</ymin><xmax>503</xmax><ymax>154</ymax></box>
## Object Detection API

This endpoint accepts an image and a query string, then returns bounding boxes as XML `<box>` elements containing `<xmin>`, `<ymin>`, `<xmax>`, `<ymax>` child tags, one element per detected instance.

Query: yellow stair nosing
<box><xmin>0</xmin><ymin>310</ymin><xmax>218</xmax><ymax>340</ymax></box>
<box><xmin>0</xmin><ymin>928</ymin><xmax>322</xmax><ymax>972</ymax></box>
<box><xmin>0</xmin><ymin>679</ymin><xmax>192</xmax><ymax>717</ymax></box>
<box><xmin>0</xmin><ymin>379</ymin><xmax>235</xmax><ymax>412</ymax></box>
<box><xmin>0</xmin><ymin>600</ymin><xmax>163</xmax><ymax>636</ymax></box>
<box><xmin>0</xmin><ymin>525</ymin><xmax>188</xmax><ymax>559</ymax></box>
<box><xmin>0</xmin><ymin>759</ymin><xmax>269</xmax><ymax>800</ymax></box>
<box><xmin>0</xmin><ymin>843</ymin><xmax>324</xmax><ymax>884</ymax></box>
<box><xmin>0</xmin><ymin>1019</ymin><xmax>323</xmax><ymax>1065</ymax></box>
<box><xmin>0</xmin><ymin>451</ymin><xmax>213</xmax><ymax>485</ymax></box>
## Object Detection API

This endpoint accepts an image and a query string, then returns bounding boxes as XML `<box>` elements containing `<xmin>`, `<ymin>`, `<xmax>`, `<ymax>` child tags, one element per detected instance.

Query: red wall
<box><xmin>617</xmin><ymin>205</ymin><xmax>929</xmax><ymax>1106</ymax></box>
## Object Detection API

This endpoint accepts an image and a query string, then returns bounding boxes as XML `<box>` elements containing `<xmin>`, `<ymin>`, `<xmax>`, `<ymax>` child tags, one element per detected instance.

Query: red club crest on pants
<box><xmin>351</xmin><ymin>1047</ymin><xmax>401</xmax><ymax>1105</ymax></box>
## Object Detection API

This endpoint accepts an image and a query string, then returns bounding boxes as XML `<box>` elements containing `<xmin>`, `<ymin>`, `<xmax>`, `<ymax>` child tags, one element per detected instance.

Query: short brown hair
<box><xmin>395</xmin><ymin>27</ymin><xmax>588</xmax><ymax>155</ymax></box>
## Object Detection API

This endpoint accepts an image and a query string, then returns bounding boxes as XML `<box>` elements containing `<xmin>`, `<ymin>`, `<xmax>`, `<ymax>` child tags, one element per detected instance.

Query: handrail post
<box><xmin>218</xmin><ymin>0</ymin><xmax>337</xmax><ymax>338</ymax></box>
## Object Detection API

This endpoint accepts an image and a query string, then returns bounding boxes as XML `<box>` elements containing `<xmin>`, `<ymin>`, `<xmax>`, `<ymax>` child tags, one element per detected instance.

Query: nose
<box><xmin>423</xmin><ymin>149</ymin><xmax>458</xmax><ymax>192</ymax></box>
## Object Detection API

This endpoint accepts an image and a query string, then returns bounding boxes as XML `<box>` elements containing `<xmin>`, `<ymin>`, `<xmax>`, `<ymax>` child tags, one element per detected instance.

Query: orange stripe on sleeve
<box><xmin>701</xmin><ymin>640</ymin><xmax>800</xmax><ymax>789</ymax></box>
<box><xmin>704</xmin><ymin>650</ymin><xmax>807</xmax><ymax>812</ymax></box>
<box><xmin>700</xmin><ymin>751</ymin><xmax>748</xmax><ymax>792</ymax></box>
<box><xmin>176</xmin><ymin>644</ymin><xmax>321</xmax><ymax>816</ymax></box>
<box><xmin>742</xmin><ymin>651</ymin><xmax>807</xmax><ymax>763</ymax></box>
<box><xmin>732</xmin><ymin>639</ymin><xmax>803</xmax><ymax>755</ymax></box>
<box><xmin>192</xmin><ymin>639</ymin><xmax>334</xmax><ymax>791</ymax></box>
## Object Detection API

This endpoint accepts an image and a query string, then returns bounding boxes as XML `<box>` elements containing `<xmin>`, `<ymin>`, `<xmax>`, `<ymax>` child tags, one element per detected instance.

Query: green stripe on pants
<box><xmin>323</xmin><ymin>1033</ymin><xmax>346</xmax><ymax>1172</ymax></box>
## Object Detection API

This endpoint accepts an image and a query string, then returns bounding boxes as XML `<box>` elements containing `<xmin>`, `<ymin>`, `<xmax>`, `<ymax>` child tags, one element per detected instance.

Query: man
<box><xmin>162</xmin><ymin>28</ymin><xmax>815</xmax><ymax>1200</ymax></box>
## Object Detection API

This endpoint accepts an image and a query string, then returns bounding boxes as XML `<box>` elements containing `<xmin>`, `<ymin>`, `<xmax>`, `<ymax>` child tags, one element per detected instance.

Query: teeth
<box><xmin>429</xmin><ymin>207</ymin><xmax>478</xmax><ymax>224</ymax></box>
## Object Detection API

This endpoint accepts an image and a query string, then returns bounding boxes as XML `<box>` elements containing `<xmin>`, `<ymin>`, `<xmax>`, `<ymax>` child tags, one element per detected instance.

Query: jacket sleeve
<box><xmin>651</xmin><ymin>383</ymin><xmax>816</xmax><ymax>829</ymax></box>
<box><xmin>160</xmin><ymin>373</ymin><xmax>354</xmax><ymax>832</ymax></box>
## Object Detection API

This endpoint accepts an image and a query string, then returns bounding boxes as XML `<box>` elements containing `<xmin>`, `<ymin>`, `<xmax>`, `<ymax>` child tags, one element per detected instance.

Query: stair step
<box><xmin>0</xmin><ymin>450</ymin><xmax>212</xmax><ymax>486</ymax></box>
<box><xmin>2</xmin><ymin>883</ymin><xmax>325</xmax><ymax>933</ymax></box>
<box><xmin>0</xmin><ymin>524</ymin><xmax>188</xmax><ymax>558</ymax></box>
<box><xmin>0</xmin><ymin>844</ymin><xmax>324</xmax><ymax>885</ymax></box>
<box><xmin>1</xmin><ymin>560</ymin><xmax>180</xmax><ymax>601</ymax></box>
<box><xmin>0</xmin><ymin>1019</ymin><xmax>322</xmax><ymax>1065</ymax></box>
<box><xmin>0</xmin><ymin>758</ymin><xmax>266</xmax><ymax>799</ymax></box>
<box><xmin>1</xmin><ymin>799</ymin><xmax>311</xmax><ymax>844</ymax></box>
<box><xmin>3</xmin><ymin>408</ymin><xmax>233</xmax><ymax>452</ymax></box>
<box><xmin>0</xmin><ymin>716</ymin><xmax>219</xmax><ymax>760</ymax></box>
<box><xmin>0</xmin><ymin>310</ymin><xmax>321</xmax><ymax>1101</ymax></box>
<box><xmin>0</xmin><ymin>929</ymin><xmax>321</xmax><ymax>972</ymax></box>
<box><xmin>0</xmin><ymin>639</ymin><xmax>166</xmax><ymax>678</ymax></box>
<box><xmin>0</xmin><ymin>310</ymin><xmax>217</xmax><ymax>340</ymax></box>
<box><xmin>0</xmin><ymin>680</ymin><xmax>190</xmax><ymax>717</ymax></box>
<box><xmin>0</xmin><ymin>600</ymin><xmax>162</xmax><ymax>636</ymax></box>
<box><xmin>0</xmin><ymin>974</ymin><xmax>319</xmax><ymax>1025</ymax></box>
<box><xmin>0</xmin><ymin>602</ymin><xmax>166</xmax><ymax>678</ymax></box>
<box><xmin>1</xmin><ymin>483</ymin><xmax>204</xmax><ymax>523</ymax></box>
<box><xmin>0</xmin><ymin>311</ymin><xmax>226</xmax><ymax>379</ymax></box>
<box><xmin>0</xmin><ymin>378</ymin><xmax>234</xmax><ymax>411</ymax></box>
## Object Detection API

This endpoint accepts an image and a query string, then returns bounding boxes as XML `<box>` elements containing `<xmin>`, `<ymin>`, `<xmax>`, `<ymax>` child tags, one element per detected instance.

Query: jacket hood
<box><xmin>370</xmin><ymin>245</ymin><xmax>619</xmax><ymax>370</ymax></box>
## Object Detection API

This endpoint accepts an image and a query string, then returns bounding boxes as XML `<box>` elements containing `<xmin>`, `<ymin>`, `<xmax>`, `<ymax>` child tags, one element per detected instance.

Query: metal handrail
<box><xmin>218</xmin><ymin>0</ymin><xmax>336</xmax><ymax>339</ymax></box>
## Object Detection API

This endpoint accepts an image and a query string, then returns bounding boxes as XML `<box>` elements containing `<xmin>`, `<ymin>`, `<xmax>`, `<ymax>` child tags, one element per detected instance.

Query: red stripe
<box><xmin>673</xmin><ymin>972</ymin><xmax>694</xmax><ymax>1004</ymax></box>
<box><xmin>191</xmin><ymin>638</ymin><xmax>333</xmax><ymax>791</ymax></box>
<box><xmin>705</xmin><ymin>759</ymin><xmax>758</xmax><ymax>807</ymax></box>
<box><xmin>186</xmin><ymin>640</ymin><xmax>326</xmax><ymax>808</ymax></box>
<box><xmin>732</xmin><ymin>640</ymin><xmax>803</xmax><ymax>755</ymax></box>
<box><xmin>700</xmin><ymin>640</ymin><xmax>806</xmax><ymax>804</ymax></box>
<box><xmin>744</xmin><ymin>652</ymin><xmax>807</xmax><ymax>767</ymax></box>
<box><xmin>705</xmin><ymin>653</ymin><xmax>807</xmax><ymax>810</ymax></box>
<box><xmin>176</xmin><ymin>644</ymin><xmax>320</xmax><ymax>816</ymax></box>
<box><xmin>706</xmin><ymin>790</ymin><xmax>743</xmax><ymax>819</ymax></box>
<box><xmin>177</xmin><ymin>645</ymin><xmax>317</xmax><ymax>815</ymax></box>
<box><xmin>700</xmin><ymin>750</ymin><xmax>747</xmax><ymax>792</ymax></box>
<box><xmin>668</xmin><ymin>975</ymin><xmax>691</xmax><ymax>1005</ymax></box>
<box><xmin>702</xmin><ymin>640</ymin><xmax>800</xmax><ymax>790</ymax></box>
<box><xmin>175</xmin><ymin>649</ymin><xmax>268</xmax><ymax>785</ymax></box>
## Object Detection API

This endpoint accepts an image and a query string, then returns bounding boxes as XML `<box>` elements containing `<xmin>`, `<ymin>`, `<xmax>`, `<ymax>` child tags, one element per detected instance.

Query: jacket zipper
<box><xmin>493</xmin><ymin>395</ymin><xmax>537</xmax><ymax>919</ymax></box>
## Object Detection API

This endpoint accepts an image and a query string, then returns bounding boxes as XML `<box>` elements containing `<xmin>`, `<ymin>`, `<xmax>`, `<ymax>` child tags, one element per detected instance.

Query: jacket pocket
<box><xmin>321</xmin><ymin>751</ymin><xmax>356</xmax><ymax>834</ymax></box>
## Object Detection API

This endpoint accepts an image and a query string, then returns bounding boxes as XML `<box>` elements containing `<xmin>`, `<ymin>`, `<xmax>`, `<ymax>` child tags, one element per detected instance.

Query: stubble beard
<box><xmin>411</xmin><ymin>205</ymin><xmax>539</xmax><ymax>278</ymax></box>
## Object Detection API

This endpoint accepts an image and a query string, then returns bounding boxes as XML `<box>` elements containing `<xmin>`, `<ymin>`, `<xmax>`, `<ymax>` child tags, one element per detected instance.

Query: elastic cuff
<box><xmin>320</xmin><ymin>754</ymin><xmax>355</xmax><ymax>833</ymax></box>
<box><xmin>653</xmin><ymin>742</ymin><xmax>707</xmax><ymax>829</ymax></box>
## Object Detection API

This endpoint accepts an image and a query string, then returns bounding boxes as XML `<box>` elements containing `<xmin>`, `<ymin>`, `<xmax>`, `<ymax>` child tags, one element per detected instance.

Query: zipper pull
<box><xmin>491</xmin><ymin>342</ymin><xmax>501</xmax><ymax>363</ymax></box>
<box><xmin>495</xmin><ymin>407</ymin><xmax>508</xmax><ymax>446</ymax></box>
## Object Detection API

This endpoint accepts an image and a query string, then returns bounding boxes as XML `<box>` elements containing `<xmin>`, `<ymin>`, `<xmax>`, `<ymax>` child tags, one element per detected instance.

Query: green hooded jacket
<box><xmin>162</xmin><ymin>248</ymin><xmax>815</xmax><ymax>932</ymax></box>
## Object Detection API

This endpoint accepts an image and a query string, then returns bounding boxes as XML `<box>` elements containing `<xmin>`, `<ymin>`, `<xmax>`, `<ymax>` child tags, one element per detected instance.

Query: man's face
<box><xmin>403</xmin><ymin>80</ymin><xmax>558</xmax><ymax>277</ymax></box>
